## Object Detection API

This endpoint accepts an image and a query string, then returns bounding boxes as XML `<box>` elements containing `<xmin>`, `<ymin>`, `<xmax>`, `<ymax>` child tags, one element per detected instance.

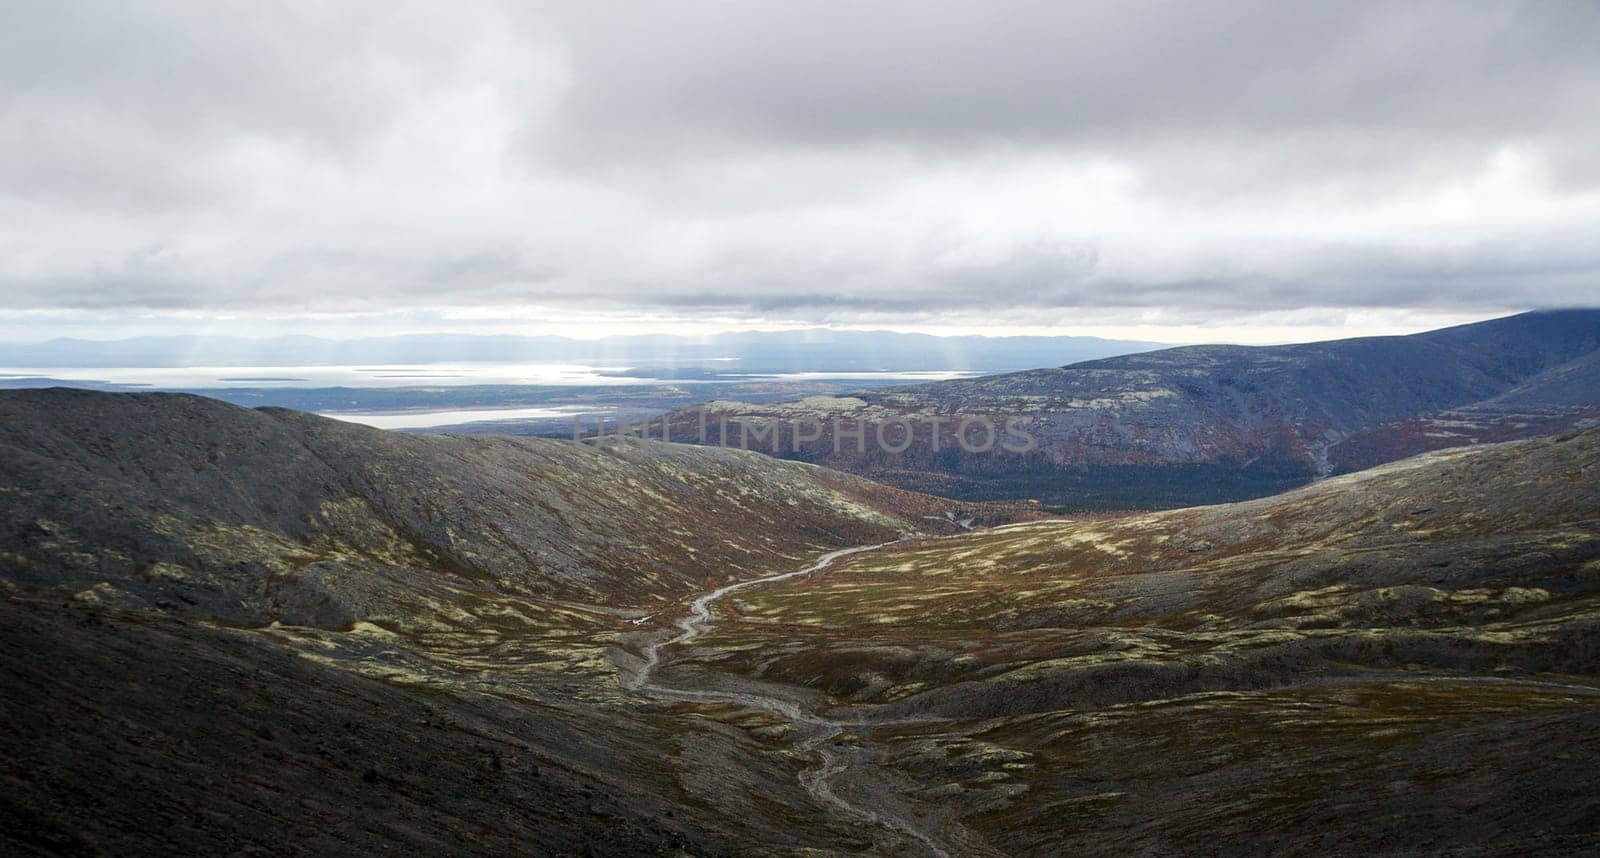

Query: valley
<box><xmin>2</xmin><ymin>388</ymin><xmax>1598</xmax><ymax>854</ymax></box>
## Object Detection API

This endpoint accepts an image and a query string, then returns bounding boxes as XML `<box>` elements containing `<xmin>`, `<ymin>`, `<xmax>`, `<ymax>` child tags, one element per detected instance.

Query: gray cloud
<box><xmin>555</xmin><ymin>2</ymin><xmax>1599</xmax><ymax>144</ymax></box>
<box><xmin>0</xmin><ymin>1</ymin><xmax>1597</xmax><ymax>330</ymax></box>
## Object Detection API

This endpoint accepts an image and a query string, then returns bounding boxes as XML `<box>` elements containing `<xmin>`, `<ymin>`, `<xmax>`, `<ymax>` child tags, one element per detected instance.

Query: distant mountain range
<box><xmin>0</xmin><ymin>330</ymin><xmax>1164</xmax><ymax>375</ymax></box>
<box><xmin>666</xmin><ymin>309</ymin><xmax>1600</xmax><ymax>508</ymax></box>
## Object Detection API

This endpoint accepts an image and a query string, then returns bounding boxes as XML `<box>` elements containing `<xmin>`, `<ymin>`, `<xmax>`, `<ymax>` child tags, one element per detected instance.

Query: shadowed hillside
<box><xmin>0</xmin><ymin>388</ymin><xmax>996</xmax><ymax>627</ymax></box>
<box><xmin>0</xmin><ymin>389</ymin><xmax>1005</xmax><ymax>856</ymax></box>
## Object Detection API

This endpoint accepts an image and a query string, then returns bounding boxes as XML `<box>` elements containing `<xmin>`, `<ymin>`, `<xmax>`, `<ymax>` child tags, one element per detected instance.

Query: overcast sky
<box><xmin>2</xmin><ymin>1</ymin><xmax>1597</xmax><ymax>344</ymax></box>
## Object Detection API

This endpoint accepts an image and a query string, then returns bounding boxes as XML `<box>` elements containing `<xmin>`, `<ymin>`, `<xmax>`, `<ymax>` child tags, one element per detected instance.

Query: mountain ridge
<box><xmin>0</xmin><ymin>388</ymin><xmax>1004</xmax><ymax>629</ymax></box>
<box><xmin>665</xmin><ymin>309</ymin><xmax>1600</xmax><ymax>507</ymax></box>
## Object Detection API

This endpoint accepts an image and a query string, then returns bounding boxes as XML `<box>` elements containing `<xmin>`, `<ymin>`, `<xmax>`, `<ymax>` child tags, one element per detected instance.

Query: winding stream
<box><xmin>624</xmin><ymin>539</ymin><xmax>953</xmax><ymax>857</ymax></box>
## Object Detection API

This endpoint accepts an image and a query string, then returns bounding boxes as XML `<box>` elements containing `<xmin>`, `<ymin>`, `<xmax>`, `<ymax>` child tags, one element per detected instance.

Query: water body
<box><xmin>318</xmin><ymin>406</ymin><xmax>605</xmax><ymax>430</ymax></box>
<box><xmin>0</xmin><ymin>363</ymin><xmax>984</xmax><ymax>434</ymax></box>
<box><xmin>0</xmin><ymin>363</ymin><xmax>980</xmax><ymax>390</ymax></box>
<box><xmin>0</xmin><ymin>363</ymin><xmax>647</xmax><ymax>389</ymax></box>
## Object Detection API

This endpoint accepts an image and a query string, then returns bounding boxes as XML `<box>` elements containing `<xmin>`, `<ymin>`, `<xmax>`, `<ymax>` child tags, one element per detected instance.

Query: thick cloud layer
<box><xmin>1</xmin><ymin>1</ymin><xmax>1596</xmax><ymax>333</ymax></box>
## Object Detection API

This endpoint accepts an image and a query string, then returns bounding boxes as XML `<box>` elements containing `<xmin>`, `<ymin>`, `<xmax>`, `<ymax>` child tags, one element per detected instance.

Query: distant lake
<box><xmin>0</xmin><ymin>363</ymin><xmax>649</xmax><ymax>388</ymax></box>
<box><xmin>0</xmin><ymin>363</ymin><xmax>980</xmax><ymax>390</ymax></box>
<box><xmin>319</xmin><ymin>405</ymin><xmax>605</xmax><ymax>430</ymax></box>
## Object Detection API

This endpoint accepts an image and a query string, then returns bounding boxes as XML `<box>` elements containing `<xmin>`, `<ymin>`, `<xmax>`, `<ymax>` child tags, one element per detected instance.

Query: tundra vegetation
<box><xmin>1</xmin><ymin>388</ymin><xmax>1597</xmax><ymax>855</ymax></box>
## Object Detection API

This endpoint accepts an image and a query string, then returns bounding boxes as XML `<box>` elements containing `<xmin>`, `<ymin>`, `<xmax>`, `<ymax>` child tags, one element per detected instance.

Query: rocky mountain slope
<box><xmin>663</xmin><ymin>309</ymin><xmax>1600</xmax><ymax>507</ymax></box>
<box><xmin>0</xmin><ymin>388</ymin><xmax>996</xmax><ymax>626</ymax></box>
<box><xmin>0</xmin><ymin>389</ymin><xmax>1009</xmax><ymax>856</ymax></box>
